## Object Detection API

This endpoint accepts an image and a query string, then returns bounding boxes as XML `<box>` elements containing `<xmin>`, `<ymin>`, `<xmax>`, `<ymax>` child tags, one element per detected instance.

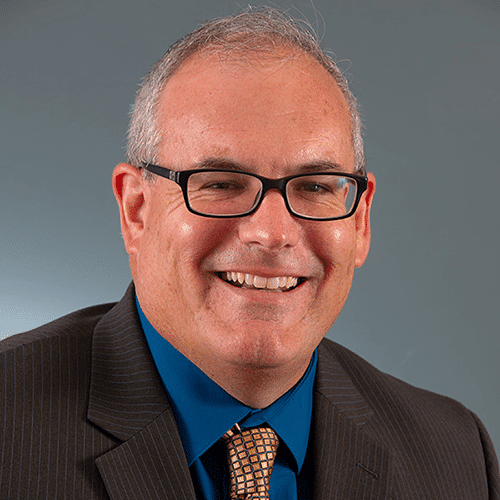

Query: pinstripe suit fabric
<box><xmin>1</xmin><ymin>284</ymin><xmax>499</xmax><ymax>499</ymax></box>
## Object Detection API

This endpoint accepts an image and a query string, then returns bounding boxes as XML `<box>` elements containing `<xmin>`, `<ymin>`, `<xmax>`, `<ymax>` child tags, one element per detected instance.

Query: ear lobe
<box><xmin>354</xmin><ymin>171</ymin><xmax>376</xmax><ymax>268</ymax></box>
<box><xmin>112</xmin><ymin>163</ymin><xmax>148</xmax><ymax>255</ymax></box>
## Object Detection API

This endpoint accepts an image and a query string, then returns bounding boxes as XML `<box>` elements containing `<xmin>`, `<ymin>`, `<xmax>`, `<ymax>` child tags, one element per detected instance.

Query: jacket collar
<box><xmin>87</xmin><ymin>283</ymin><xmax>170</xmax><ymax>440</ymax></box>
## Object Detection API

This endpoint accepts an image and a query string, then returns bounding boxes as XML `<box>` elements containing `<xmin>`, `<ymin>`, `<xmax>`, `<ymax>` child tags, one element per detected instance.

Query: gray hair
<box><xmin>126</xmin><ymin>6</ymin><xmax>366</xmax><ymax>176</ymax></box>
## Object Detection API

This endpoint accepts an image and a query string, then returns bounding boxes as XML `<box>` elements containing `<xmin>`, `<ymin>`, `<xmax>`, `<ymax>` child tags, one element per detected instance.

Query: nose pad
<box><xmin>238</xmin><ymin>190</ymin><xmax>300</xmax><ymax>250</ymax></box>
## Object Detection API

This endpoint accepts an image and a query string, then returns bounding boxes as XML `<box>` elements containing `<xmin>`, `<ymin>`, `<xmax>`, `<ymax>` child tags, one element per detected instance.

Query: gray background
<box><xmin>1</xmin><ymin>0</ymin><xmax>499</xmax><ymax>453</ymax></box>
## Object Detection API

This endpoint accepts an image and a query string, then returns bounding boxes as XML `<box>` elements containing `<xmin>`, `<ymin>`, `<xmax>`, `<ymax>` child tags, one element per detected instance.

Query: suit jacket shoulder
<box><xmin>0</xmin><ymin>300</ymin><xmax>118</xmax><ymax>499</ymax></box>
<box><xmin>0</xmin><ymin>285</ymin><xmax>196</xmax><ymax>500</ymax></box>
<box><xmin>0</xmin><ymin>301</ymin><xmax>116</xmax><ymax>352</ymax></box>
<box><xmin>312</xmin><ymin>338</ymin><xmax>500</xmax><ymax>499</ymax></box>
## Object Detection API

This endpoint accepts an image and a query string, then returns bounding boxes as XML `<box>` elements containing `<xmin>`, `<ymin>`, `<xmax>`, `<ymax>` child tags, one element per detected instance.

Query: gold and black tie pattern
<box><xmin>222</xmin><ymin>423</ymin><xmax>279</xmax><ymax>499</ymax></box>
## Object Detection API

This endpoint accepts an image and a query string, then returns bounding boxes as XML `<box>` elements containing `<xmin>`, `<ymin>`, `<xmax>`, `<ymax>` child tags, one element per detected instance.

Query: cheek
<box><xmin>137</xmin><ymin>215</ymin><xmax>231</xmax><ymax>312</ymax></box>
<box><xmin>153</xmin><ymin>211</ymin><xmax>235</xmax><ymax>276</ymax></box>
<box><xmin>306</xmin><ymin>222</ymin><xmax>357</xmax><ymax>319</ymax></box>
<box><xmin>307</xmin><ymin>220</ymin><xmax>357</xmax><ymax>271</ymax></box>
<box><xmin>181</xmin><ymin>222</ymin><xmax>194</xmax><ymax>236</ymax></box>
<box><xmin>333</xmin><ymin>227</ymin><xmax>343</xmax><ymax>245</ymax></box>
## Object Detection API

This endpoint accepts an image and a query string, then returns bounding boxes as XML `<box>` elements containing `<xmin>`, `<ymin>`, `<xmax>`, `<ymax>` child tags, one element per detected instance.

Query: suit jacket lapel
<box><xmin>87</xmin><ymin>284</ymin><xmax>197</xmax><ymax>500</ymax></box>
<box><xmin>95</xmin><ymin>411</ymin><xmax>196</xmax><ymax>500</ymax></box>
<box><xmin>310</xmin><ymin>341</ymin><xmax>393</xmax><ymax>499</ymax></box>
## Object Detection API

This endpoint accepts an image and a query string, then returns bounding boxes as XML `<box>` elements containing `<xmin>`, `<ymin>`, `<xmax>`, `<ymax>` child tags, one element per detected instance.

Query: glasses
<box><xmin>142</xmin><ymin>163</ymin><xmax>368</xmax><ymax>221</ymax></box>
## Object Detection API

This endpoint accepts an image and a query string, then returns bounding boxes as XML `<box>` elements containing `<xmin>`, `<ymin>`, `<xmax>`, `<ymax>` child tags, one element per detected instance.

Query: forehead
<box><xmin>156</xmin><ymin>47</ymin><xmax>354</xmax><ymax>171</ymax></box>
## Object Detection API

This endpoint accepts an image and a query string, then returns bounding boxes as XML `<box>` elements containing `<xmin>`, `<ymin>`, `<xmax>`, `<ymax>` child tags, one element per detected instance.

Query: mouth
<box><xmin>216</xmin><ymin>272</ymin><xmax>306</xmax><ymax>292</ymax></box>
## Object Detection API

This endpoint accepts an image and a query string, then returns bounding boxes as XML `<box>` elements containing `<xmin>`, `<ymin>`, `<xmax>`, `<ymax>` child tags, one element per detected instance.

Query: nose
<box><xmin>238</xmin><ymin>189</ymin><xmax>300</xmax><ymax>250</ymax></box>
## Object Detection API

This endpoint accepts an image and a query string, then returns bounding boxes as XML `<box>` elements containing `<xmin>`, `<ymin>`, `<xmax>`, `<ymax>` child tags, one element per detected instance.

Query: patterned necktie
<box><xmin>222</xmin><ymin>423</ymin><xmax>279</xmax><ymax>499</ymax></box>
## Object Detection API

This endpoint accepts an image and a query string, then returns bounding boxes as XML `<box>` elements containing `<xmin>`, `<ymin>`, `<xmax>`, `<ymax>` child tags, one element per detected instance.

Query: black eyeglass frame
<box><xmin>142</xmin><ymin>163</ymin><xmax>368</xmax><ymax>221</ymax></box>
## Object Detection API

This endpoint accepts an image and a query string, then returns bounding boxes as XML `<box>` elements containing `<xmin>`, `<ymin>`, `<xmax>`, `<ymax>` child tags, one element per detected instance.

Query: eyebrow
<box><xmin>295</xmin><ymin>160</ymin><xmax>345</xmax><ymax>173</ymax></box>
<box><xmin>190</xmin><ymin>158</ymin><xmax>250</xmax><ymax>172</ymax></box>
<box><xmin>189</xmin><ymin>157</ymin><xmax>346</xmax><ymax>174</ymax></box>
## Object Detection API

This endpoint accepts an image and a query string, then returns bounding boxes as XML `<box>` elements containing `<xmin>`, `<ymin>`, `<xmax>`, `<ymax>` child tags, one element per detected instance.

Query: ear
<box><xmin>112</xmin><ymin>163</ymin><xmax>149</xmax><ymax>256</ymax></box>
<box><xmin>354</xmin><ymin>171</ymin><xmax>376</xmax><ymax>268</ymax></box>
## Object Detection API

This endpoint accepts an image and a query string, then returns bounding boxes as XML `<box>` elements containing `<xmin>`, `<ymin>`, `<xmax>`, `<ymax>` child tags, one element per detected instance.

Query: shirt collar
<box><xmin>136</xmin><ymin>296</ymin><xmax>316</xmax><ymax>473</ymax></box>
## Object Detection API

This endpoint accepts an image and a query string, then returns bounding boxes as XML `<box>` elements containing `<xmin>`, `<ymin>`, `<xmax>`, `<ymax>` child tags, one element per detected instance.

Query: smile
<box><xmin>217</xmin><ymin>272</ymin><xmax>305</xmax><ymax>292</ymax></box>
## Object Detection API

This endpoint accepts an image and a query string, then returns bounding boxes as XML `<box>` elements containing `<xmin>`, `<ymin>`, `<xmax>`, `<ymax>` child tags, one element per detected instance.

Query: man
<box><xmin>1</xmin><ymin>7</ymin><xmax>498</xmax><ymax>500</ymax></box>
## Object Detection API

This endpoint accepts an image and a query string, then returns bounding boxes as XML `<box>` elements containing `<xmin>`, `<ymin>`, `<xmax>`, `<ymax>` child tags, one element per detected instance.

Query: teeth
<box><xmin>267</xmin><ymin>277</ymin><xmax>279</xmax><ymax>289</ymax></box>
<box><xmin>222</xmin><ymin>272</ymin><xmax>301</xmax><ymax>291</ymax></box>
<box><xmin>253</xmin><ymin>275</ymin><xmax>267</xmax><ymax>288</ymax></box>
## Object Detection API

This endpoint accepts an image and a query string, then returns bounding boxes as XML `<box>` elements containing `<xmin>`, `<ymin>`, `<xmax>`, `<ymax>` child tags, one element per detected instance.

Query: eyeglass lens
<box><xmin>186</xmin><ymin>171</ymin><xmax>358</xmax><ymax>219</ymax></box>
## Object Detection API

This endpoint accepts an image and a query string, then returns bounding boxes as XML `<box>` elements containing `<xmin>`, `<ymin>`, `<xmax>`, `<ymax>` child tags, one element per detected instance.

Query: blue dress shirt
<box><xmin>136</xmin><ymin>297</ymin><xmax>317</xmax><ymax>500</ymax></box>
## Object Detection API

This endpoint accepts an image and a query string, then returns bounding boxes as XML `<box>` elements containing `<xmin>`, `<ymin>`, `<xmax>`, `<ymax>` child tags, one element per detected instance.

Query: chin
<box><xmin>217</xmin><ymin>325</ymin><xmax>310</xmax><ymax>371</ymax></box>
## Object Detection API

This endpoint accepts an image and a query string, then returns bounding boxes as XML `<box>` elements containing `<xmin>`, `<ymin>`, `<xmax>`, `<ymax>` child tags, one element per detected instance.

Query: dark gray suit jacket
<box><xmin>1</xmin><ymin>284</ymin><xmax>499</xmax><ymax>499</ymax></box>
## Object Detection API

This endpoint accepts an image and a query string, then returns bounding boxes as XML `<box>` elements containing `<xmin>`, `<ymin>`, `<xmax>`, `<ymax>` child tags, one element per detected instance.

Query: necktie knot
<box><xmin>222</xmin><ymin>423</ymin><xmax>279</xmax><ymax>499</ymax></box>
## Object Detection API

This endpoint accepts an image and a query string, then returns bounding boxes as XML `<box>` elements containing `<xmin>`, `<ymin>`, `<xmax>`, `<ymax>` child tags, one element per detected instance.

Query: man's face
<box><xmin>117</xmin><ymin>49</ymin><xmax>375</xmax><ymax>381</ymax></box>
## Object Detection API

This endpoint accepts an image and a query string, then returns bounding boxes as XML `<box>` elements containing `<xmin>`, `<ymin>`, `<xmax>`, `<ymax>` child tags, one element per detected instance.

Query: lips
<box><xmin>217</xmin><ymin>271</ymin><xmax>305</xmax><ymax>291</ymax></box>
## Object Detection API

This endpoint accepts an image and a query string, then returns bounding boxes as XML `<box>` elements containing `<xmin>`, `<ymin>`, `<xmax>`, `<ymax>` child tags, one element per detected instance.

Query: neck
<box><xmin>197</xmin><ymin>358</ymin><xmax>312</xmax><ymax>409</ymax></box>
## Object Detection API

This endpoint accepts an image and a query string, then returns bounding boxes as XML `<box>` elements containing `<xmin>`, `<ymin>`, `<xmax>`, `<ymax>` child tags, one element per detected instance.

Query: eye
<box><xmin>200</xmin><ymin>180</ymin><xmax>245</xmax><ymax>191</ymax></box>
<box><xmin>294</xmin><ymin>179</ymin><xmax>339</xmax><ymax>195</ymax></box>
<box><xmin>298</xmin><ymin>181</ymin><xmax>332</xmax><ymax>193</ymax></box>
<box><xmin>189</xmin><ymin>172</ymin><xmax>253</xmax><ymax>193</ymax></box>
